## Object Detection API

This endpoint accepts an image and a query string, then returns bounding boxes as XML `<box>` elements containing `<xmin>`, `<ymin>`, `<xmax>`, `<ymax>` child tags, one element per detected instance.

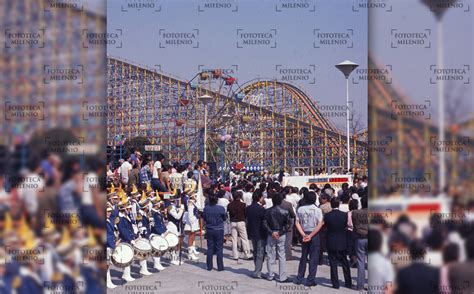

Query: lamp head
<box><xmin>335</xmin><ymin>60</ymin><xmax>359</xmax><ymax>79</ymax></box>
<box><xmin>421</xmin><ymin>0</ymin><xmax>456</xmax><ymax>20</ymax></box>
<box><xmin>198</xmin><ymin>94</ymin><xmax>213</xmax><ymax>105</ymax></box>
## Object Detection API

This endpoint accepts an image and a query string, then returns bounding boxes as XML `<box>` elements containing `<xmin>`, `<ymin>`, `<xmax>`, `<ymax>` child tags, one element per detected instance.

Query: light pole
<box><xmin>220</xmin><ymin>113</ymin><xmax>233</xmax><ymax>180</ymax></box>
<box><xmin>336</xmin><ymin>60</ymin><xmax>358</xmax><ymax>174</ymax></box>
<box><xmin>421</xmin><ymin>0</ymin><xmax>454</xmax><ymax>193</ymax></box>
<box><xmin>199</xmin><ymin>94</ymin><xmax>213</xmax><ymax>161</ymax></box>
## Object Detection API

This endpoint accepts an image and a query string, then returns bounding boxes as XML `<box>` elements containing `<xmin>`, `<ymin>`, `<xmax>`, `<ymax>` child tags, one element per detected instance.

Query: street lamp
<box><xmin>199</xmin><ymin>94</ymin><xmax>213</xmax><ymax>161</ymax></box>
<box><xmin>421</xmin><ymin>0</ymin><xmax>454</xmax><ymax>192</ymax></box>
<box><xmin>220</xmin><ymin>113</ymin><xmax>234</xmax><ymax>181</ymax></box>
<box><xmin>336</xmin><ymin>60</ymin><xmax>358</xmax><ymax>174</ymax></box>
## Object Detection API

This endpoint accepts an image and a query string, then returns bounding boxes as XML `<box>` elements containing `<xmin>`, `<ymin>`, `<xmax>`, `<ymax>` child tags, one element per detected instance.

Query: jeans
<box><xmin>296</xmin><ymin>233</ymin><xmax>320</xmax><ymax>284</ymax></box>
<box><xmin>355</xmin><ymin>238</ymin><xmax>368</xmax><ymax>290</ymax></box>
<box><xmin>328</xmin><ymin>250</ymin><xmax>352</xmax><ymax>288</ymax></box>
<box><xmin>206</xmin><ymin>229</ymin><xmax>224</xmax><ymax>271</ymax></box>
<box><xmin>231</xmin><ymin>221</ymin><xmax>252</xmax><ymax>259</ymax></box>
<box><xmin>251</xmin><ymin>238</ymin><xmax>266</xmax><ymax>277</ymax></box>
<box><xmin>266</xmin><ymin>234</ymin><xmax>287</xmax><ymax>281</ymax></box>
<box><xmin>151</xmin><ymin>178</ymin><xmax>166</xmax><ymax>192</ymax></box>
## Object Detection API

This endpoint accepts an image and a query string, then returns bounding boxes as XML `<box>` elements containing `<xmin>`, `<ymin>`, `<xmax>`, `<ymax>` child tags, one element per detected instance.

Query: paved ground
<box><xmin>110</xmin><ymin>238</ymin><xmax>367</xmax><ymax>294</ymax></box>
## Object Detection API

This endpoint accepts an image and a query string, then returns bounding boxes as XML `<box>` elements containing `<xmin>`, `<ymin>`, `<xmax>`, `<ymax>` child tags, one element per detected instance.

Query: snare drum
<box><xmin>133</xmin><ymin>238</ymin><xmax>152</xmax><ymax>261</ymax></box>
<box><xmin>164</xmin><ymin>232</ymin><xmax>179</xmax><ymax>252</ymax></box>
<box><xmin>150</xmin><ymin>234</ymin><xmax>169</xmax><ymax>257</ymax></box>
<box><xmin>111</xmin><ymin>243</ymin><xmax>134</xmax><ymax>268</ymax></box>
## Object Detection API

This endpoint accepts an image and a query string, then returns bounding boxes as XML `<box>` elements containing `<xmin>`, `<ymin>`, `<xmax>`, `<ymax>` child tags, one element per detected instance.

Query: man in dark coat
<box><xmin>324</xmin><ymin>197</ymin><xmax>352</xmax><ymax>289</ymax></box>
<box><xmin>396</xmin><ymin>240</ymin><xmax>440</xmax><ymax>294</ymax></box>
<box><xmin>245</xmin><ymin>191</ymin><xmax>267</xmax><ymax>278</ymax></box>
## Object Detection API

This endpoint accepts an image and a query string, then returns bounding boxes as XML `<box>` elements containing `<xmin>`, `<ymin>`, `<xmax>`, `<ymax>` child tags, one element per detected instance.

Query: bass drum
<box><xmin>164</xmin><ymin>232</ymin><xmax>179</xmax><ymax>252</ymax></box>
<box><xmin>150</xmin><ymin>234</ymin><xmax>169</xmax><ymax>256</ymax></box>
<box><xmin>111</xmin><ymin>243</ymin><xmax>134</xmax><ymax>268</ymax></box>
<box><xmin>133</xmin><ymin>238</ymin><xmax>152</xmax><ymax>261</ymax></box>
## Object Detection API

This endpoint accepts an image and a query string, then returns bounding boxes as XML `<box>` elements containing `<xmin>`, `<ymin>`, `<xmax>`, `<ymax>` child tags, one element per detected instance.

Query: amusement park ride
<box><xmin>107</xmin><ymin>56</ymin><xmax>368</xmax><ymax>175</ymax></box>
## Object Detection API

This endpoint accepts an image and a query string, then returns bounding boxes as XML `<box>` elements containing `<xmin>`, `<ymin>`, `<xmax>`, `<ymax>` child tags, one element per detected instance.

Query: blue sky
<box><xmin>107</xmin><ymin>0</ymin><xmax>368</xmax><ymax>130</ymax></box>
<box><xmin>369</xmin><ymin>0</ymin><xmax>473</xmax><ymax>124</ymax></box>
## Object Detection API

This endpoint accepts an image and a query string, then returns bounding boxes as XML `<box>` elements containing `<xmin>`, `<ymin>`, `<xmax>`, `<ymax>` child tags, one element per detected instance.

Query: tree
<box><xmin>445</xmin><ymin>81</ymin><xmax>471</xmax><ymax>126</ymax></box>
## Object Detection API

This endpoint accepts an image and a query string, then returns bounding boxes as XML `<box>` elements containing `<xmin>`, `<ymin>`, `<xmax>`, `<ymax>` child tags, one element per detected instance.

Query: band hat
<box><xmin>145</xmin><ymin>182</ymin><xmax>153</xmax><ymax>193</ymax></box>
<box><xmin>41</xmin><ymin>212</ymin><xmax>57</xmax><ymax>235</ymax></box>
<box><xmin>130</xmin><ymin>185</ymin><xmax>140</xmax><ymax>196</ymax></box>
<box><xmin>119</xmin><ymin>202</ymin><xmax>133</xmax><ymax>210</ymax></box>
<box><xmin>42</xmin><ymin>229</ymin><xmax>61</xmax><ymax>240</ymax></box>
<box><xmin>146</xmin><ymin>189</ymin><xmax>155</xmax><ymax>196</ymax></box>
<box><xmin>107</xmin><ymin>183</ymin><xmax>115</xmax><ymax>194</ymax></box>
<box><xmin>133</xmin><ymin>191</ymin><xmax>142</xmax><ymax>199</ymax></box>
<box><xmin>118</xmin><ymin>200</ymin><xmax>130</xmax><ymax>210</ymax></box>
<box><xmin>107</xmin><ymin>192</ymin><xmax>118</xmax><ymax>199</ymax></box>
<box><xmin>0</xmin><ymin>248</ymin><xmax>7</xmax><ymax>265</ymax></box>
<box><xmin>139</xmin><ymin>190</ymin><xmax>148</xmax><ymax>204</ymax></box>
<box><xmin>56</xmin><ymin>228</ymin><xmax>75</xmax><ymax>257</ymax></box>
<box><xmin>139</xmin><ymin>200</ymin><xmax>149</xmax><ymax>208</ymax></box>
<box><xmin>58</xmin><ymin>244</ymin><xmax>76</xmax><ymax>259</ymax></box>
<box><xmin>152</xmin><ymin>198</ymin><xmax>163</xmax><ymax>206</ymax></box>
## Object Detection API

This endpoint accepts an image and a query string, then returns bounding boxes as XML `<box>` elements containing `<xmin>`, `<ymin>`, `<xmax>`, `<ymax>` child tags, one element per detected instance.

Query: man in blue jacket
<box><xmin>202</xmin><ymin>193</ymin><xmax>227</xmax><ymax>271</ymax></box>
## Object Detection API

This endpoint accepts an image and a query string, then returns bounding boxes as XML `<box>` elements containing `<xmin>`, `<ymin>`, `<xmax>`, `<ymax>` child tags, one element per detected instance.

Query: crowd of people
<box><xmin>106</xmin><ymin>149</ymin><xmax>370</xmax><ymax>290</ymax></box>
<box><xmin>0</xmin><ymin>148</ymin><xmax>107</xmax><ymax>293</ymax></box>
<box><xmin>3</xmin><ymin>143</ymin><xmax>471</xmax><ymax>293</ymax></box>
<box><xmin>369</xmin><ymin>191</ymin><xmax>474</xmax><ymax>294</ymax></box>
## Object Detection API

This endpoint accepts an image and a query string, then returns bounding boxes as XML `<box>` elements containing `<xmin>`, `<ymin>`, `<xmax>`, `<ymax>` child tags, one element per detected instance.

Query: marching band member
<box><xmin>129</xmin><ymin>185</ymin><xmax>141</xmax><ymax>222</ymax></box>
<box><xmin>0</xmin><ymin>248</ymin><xmax>17</xmax><ymax>293</ymax></box>
<box><xmin>184</xmin><ymin>194</ymin><xmax>200</xmax><ymax>261</ymax></box>
<box><xmin>16</xmin><ymin>261</ymin><xmax>42</xmax><ymax>293</ymax></box>
<box><xmin>138</xmin><ymin>195</ymin><xmax>151</xmax><ymax>239</ymax></box>
<box><xmin>14</xmin><ymin>237</ymin><xmax>43</xmax><ymax>293</ymax></box>
<box><xmin>137</xmin><ymin>193</ymin><xmax>152</xmax><ymax>276</ymax></box>
<box><xmin>166</xmin><ymin>200</ymin><xmax>184</xmax><ymax>265</ymax></box>
<box><xmin>106</xmin><ymin>205</ymin><xmax>117</xmax><ymax>289</ymax></box>
<box><xmin>38</xmin><ymin>213</ymin><xmax>60</xmax><ymax>283</ymax></box>
<box><xmin>78</xmin><ymin>227</ymin><xmax>104</xmax><ymax>293</ymax></box>
<box><xmin>117</xmin><ymin>201</ymin><xmax>137</xmax><ymax>282</ymax></box>
<box><xmin>150</xmin><ymin>197</ymin><xmax>166</xmax><ymax>271</ymax></box>
<box><xmin>81</xmin><ymin>249</ymin><xmax>104</xmax><ymax>293</ymax></box>
<box><xmin>145</xmin><ymin>182</ymin><xmax>155</xmax><ymax>198</ymax></box>
<box><xmin>56</xmin><ymin>245</ymin><xmax>80</xmax><ymax>294</ymax></box>
<box><xmin>107</xmin><ymin>190</ymin><xmax>120</xmax><ymax>222</ymax></box>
